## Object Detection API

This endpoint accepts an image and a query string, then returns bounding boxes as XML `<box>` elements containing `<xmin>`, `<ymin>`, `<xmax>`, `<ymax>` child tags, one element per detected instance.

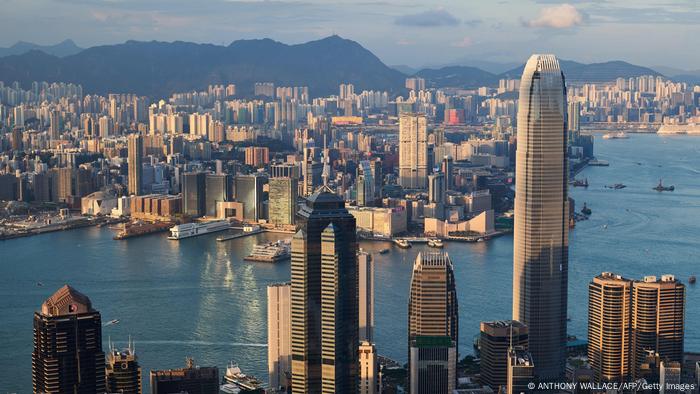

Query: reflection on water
<box><xmin>0</xmin><ymin>134</ymin><xmax>698</xmax><ymax>392</ymax></box>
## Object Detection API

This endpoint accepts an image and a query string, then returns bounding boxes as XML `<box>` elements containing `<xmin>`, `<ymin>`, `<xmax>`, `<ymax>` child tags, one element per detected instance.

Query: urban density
<box><xmin>1</xmin><ymin>2</ymin><xmax>700</xmax><ymax>394</ymax></box>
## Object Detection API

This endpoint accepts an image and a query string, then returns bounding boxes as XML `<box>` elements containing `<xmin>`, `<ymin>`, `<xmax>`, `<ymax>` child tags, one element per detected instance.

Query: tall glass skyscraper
<box><xmin>512</xmin><ymin>54</ymin><xmax>569</xmax><ymax>380</ymax></box>
<box><xmin>290</xmin><ymin>186</ymin><xmax>358</xmax><ymax>393</ymax></box>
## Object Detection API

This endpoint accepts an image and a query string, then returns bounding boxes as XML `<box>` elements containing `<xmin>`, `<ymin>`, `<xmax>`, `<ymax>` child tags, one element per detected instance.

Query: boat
<box><xmin>653</xmin><ymin>179</ymin><xmax>675</xmax><ymax>192</ymax></box>
<box><xmin>588</xmin><ymin>159</ymin><xmax>609</xmax><ymax>167</ymax></box>
<box><xmin>222</xmin><ymin>362</ymin><xmax>265</xmax><ymax>392</ymax></box>
<box><xmin>219</xmin><ymin>383</ymin><xmax>241</xmax><ymax>394</ymax></box>
<box><xmin>602</xmin><ymin>131</ymin><xmax>629</xmax><ymax>139</ymax></box>
<box><xmin>581</xmin><ymin>202</ymin><xmax>592</xmax><ymax>216</ymax></box>
<box><xmin>379</xmin><ymin>248</ymin><xmax>390</xmax><ymax>254</ymax></box>
<box><xmin>427</xmin><ymin>238</ymin><xmax>444</xmax><ymax>248</ymax></box>
<box><xmin>105</xmin><ymin>319</ymin><xmax>120</xmax><ymax>326</ymax></box>
<box><xmin>394</xmin><ymin>239</ymin><xmax>411</xmax><ymax>249</ymax></box>
<box><xmin>572</xmin><ymin>178</ymin><xmax>589</xmax><ymax>187</ymax></box>
<box><xmin>168</xmin><ymin>220</ymin><xmax>231</xmax><ymax>240</ymax></box>
<box><xmin>604</xmin><ymin>183</ymin><xmax>626</xmax><ymax>190</ymax></box>
<box><xmin>36</xmin><ymin>282</ymin><xmax>43</xmax><ymax>287</ymax></box>
<box><xmin>244</xmin><ymin>240</ymin><xmax>291</xmax><ymax>263</ymax></box>
<box><xmin>689</xmin><ymin>276</ymin><xmax>696</xmax><ymax>284</ymax></box>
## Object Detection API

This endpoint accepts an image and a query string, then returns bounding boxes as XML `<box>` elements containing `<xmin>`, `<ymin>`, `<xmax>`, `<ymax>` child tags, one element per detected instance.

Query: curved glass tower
<box><xmin>513</xmin><ymin>54</ymin><xmax>568</xmax><ymax>380</ymax></box>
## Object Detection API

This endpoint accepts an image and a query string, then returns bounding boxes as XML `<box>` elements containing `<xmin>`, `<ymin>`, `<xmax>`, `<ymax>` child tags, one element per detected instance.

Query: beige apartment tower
<box><xmin>588</xmin><ymin>272</ymin><xmax>632</xmax><ymax>382</ymax></box>
<box><xmin>399</xmin><ymin>113</ymin><xmax>428</xmax><ymax>189</ymax></box>
<box><xmin>512</xmin><ymin>54</ymin><xmax>569</xmax><ymax>380</ymax></box>
<box><xmin>268</xmin><ymin>283</ymin><xmax>292</xmax><ymax>392</ymax></box>
<box><xmin>359</xmin><ymin>341</ymin><xmax>379</xmax><ymax>394</ymax></box>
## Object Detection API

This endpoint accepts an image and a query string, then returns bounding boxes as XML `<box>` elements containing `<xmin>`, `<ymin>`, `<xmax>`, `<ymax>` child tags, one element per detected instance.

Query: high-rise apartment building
<box><xmin>245</xmin><ymin>146</ymin><xmax>270</xmax><ymax>167</ymax></box>
<box><xmin>290</xmin><ymin>187</ymin><xmax>358</xmax><ymax>393</ymax></box>
<box><xmin>268</xmin><ymin>283</ymin><xmax>292</xmax><ymax>392</ymax></box>
<box><xmin>358</xmin><ymin>251</ymin><xmax>374</xmax><ymax>343</ymax></box>
<box><xmin>480</xmin><ymin>320</ymin><xmax>529</xmax><ymax>391</ymax></box>
<box><xmin>631</xmin><ymin>275</ymin><xmax>685</xmax><ymax>379</ymax></box>
<box><xmin>269</xmin><ymin>177</ymin><xmax>298</xmax><ymax>226</ymax></box>
<box><xmin>588</xmin><ymin>272</ymin><xmax>632</xmax><ymax>382</ymax></box>
<box><xmin>106</xmin><ymin>340</ymin><xmax>142</xmax><ymax>394</ymax></box>
<box><xmin>32</xmin><ymin>285</ymin><xmax>106</xmax><ymax>393</ymax></box>
<box><xmin>399</xmin><ymin>113</ymin><xmax>428</xmax><ymax>189</ymax></box>
<box><xmin>128</xmin><ymin>134</ymin><xmax>143</xmax><ymax>196</ymax></box>
<box><xmin>513</xmin><ymin>54</ymin><xmax>569</xmax><ymax>380</ymax></box>
<box><xmin>409</xmin><ymin>336</ymin><xmax>456</xmax><ymax>394</ymax></box>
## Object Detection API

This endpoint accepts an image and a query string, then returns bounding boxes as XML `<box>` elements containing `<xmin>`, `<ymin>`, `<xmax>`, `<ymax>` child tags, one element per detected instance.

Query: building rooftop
<box><xmin>41</xmin><ymin>284</ymin><xmax>94</xmax><ymax>316</ymax></box>
<box><xmin>412</xmin><ymin>335</ymin><xmax>454</xmax><ymax>349</ymax></box>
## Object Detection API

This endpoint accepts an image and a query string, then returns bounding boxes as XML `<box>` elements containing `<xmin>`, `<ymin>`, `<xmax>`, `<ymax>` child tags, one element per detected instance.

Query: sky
<box><xmin>1</xmin><ymin>0</ymin><xmax>699</xmax><ymax>70</ymax></box>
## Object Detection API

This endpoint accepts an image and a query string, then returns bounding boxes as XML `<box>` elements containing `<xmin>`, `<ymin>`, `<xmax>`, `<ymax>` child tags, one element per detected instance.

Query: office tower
<box><xmin>234</xmin><ymin>174</ymin><xmax>265</xmax><ymax>222</ymax></box>
<box><xmin>106</xmin><ymin>339</ymin><xmax>142</xmax><ymax>394</ymax></box>
<box><xmin>512</xmin><ymin>54</ymin><xmax>569</xmax><ymax>380</ymax></box>
<box><xmin>303</xmin><ymin>159</ymin><xmax>323</xmax><ymax>196</ymax></box>
<box><xmin>399</xmin><ymin>113</ymin><xmax>428</xmax><ymax>189</ymax></box>
<box><xmin>290</xmin><ymin>187</ymin><xmax>358</xmax><ymax>393</ymax></box>
<box><xmin>507</xmin><ymin>347</ymin><xmax>535</xmax><ymax>394</ymax></box>
<box><xmin>270</xmin><ymin>162</ymin><xmax>300</xmax><ymax>179</ymax></box>
<box><xmin>409</xmin><ymin>336</ymin><xmax>456</xmax><ymax>394</ymax></box>
<box><xmin>480</xmin><ymin>320</ymin><xmax>529</xmax><ymax>391</ymax></box>
<box><xmin>51</xmin><ymin>167</ymin><xmax>74</xmax><ymax>203</ymax></box>
<box><xmin>408</xmin><ymin>252</ymin><xmax>458</xmax><ymax>350</ymax></box>
<box><xmin>128</xmin><ymin>134</ymin><xmax>143</xmax><ymax>196</ymax></box>
<box><xmin>269</xmin><ymin>177</ymin><xmax>298</xmax><ymax>226</ymax></box>
<box><xmin>441</xmin><ymin>155</ymin><xmax>453</xmax><ymax>192</ymax></box>
<box><xmin>588</xmin><ymin>272</ymin><xmax>632</xmax><ymax>382</ymax></box>
<box><xmin>205</xmin><ymin>174</ymin><xmax>232</xmax><ymax>217</ymax></box>
<box><xmin>358</xmin><ymin>251</ymin><xmax>374</xmax><ymax>343</ymax></box>
<box><xmin>631</xmin><ymin>275</ymin><xmax>685</xmax><ymax>379</ymax></box>
<box><xmin>32</xmin><ymin>285</ymin><xmax>106</xmax><ymax>393</ymax></box>
<box><xmin>182</xmin><ymin>172</ymin><xmax>206</xmax><ymax>217</ymax></box>
<box><xmin>356</xmin><ymin>160</ymin><xmax>375</xmax><ymax>207</ymax></box>
<box><xmin>268</xmin><ymin>283</ymin><xmax>292</xmax><ymax>392</ymax></box>
<box><xmin>370</xmin><ymin>159</ymin><xmax>383</xmax><ymax>200</ymax></box>
<box><xmin>428</xmin><ymin>172</ymin><xmax>445</xmax><ymax>204</ymax></box>
<box><xmin>150</xmin><ymin>358</ymin><xmax>218</xmax><ymax>394</ymax></box>
<box><xmin>567</xmin><ymin>101</ymin><xmax>581</xmax><ymax>143</ymax></box>
<box><xmin>359</xmin><ymin>341</ymin><xmax>379</xmax><ymax>394</ymax></box>
<box><xmin>659</xmin><ymin>361</ymin><xmax>681</xmax><ymax>394</ymax></box>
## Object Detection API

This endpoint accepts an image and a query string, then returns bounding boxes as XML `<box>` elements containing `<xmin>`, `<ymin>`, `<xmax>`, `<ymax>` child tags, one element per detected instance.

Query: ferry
<box><xmin>394</xmin><ymin>239</ymin><xmax>411</xmax><ymax>249</ymax></box>
<box><xmin>604</xmin><ymin>183</ymin><xmax>626</xmax><ymax>190</ymax></box>
<box><xmin>602</xmin><ymin>132</ymin><xmax>629</xmax><ymax>139</ymax></box>
<box><xmin>222</xmin><ymin>362</ymin><xmax>265</xmax><ymax>392</ymax></box>
<box><xmin>427</xmin><ymin>238</ymin><xmax>444</xmax><ymax>248</ymax></box>
<box><xmin>244</xmin><ymin>240</ymin><xmax>291</xmax><ymax>263</ymax></box>
<box><xmin>104</xmin><ymin>319</ymin><xmax>120</xmax><ymax>326</ymax></box>
<box><xmin>168</xmin><ymin>220</ymin><xmax>231</xmax><ymax>240</ymax></box>
<box><xmin>572</xmin><ymin>178</ymin><xmax>588</xmax><ymax>187</ymax></box>
<box><xmin>379</xmin><ymin>248</ymin><xmax>390</xmax><ymax>255</ymax></box>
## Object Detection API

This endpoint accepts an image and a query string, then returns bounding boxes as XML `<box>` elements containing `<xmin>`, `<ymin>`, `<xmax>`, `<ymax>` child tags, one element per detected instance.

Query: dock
<box><xmin>216</xmin><ymin>229</ymin><xmax>263</xmax><ymax>242</ymax></box>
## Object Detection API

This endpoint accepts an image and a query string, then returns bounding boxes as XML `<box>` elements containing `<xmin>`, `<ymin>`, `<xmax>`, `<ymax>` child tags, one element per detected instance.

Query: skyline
<box><xmin>1</xmin><ymin>1</ymin><xmax>700</xmax><ymax>71</ymax></box>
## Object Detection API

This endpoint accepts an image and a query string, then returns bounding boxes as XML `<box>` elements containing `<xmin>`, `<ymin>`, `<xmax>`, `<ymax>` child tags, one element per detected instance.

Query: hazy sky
<box><xmin>1</xmin><ymin>0</ymin><xmax>699</xmax><ymax>69</ymax></box>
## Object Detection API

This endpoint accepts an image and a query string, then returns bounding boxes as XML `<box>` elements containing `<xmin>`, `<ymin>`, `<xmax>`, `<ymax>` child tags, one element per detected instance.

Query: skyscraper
<box><xmin>513</xmin><ymin>54</ymin><xmax>569</xmax><ymax>380</ymax></box>
<box><xmin>480</xmin><ymin>320</ymin><xmax>529</xmax><ymax>391</ymax></box>
<box><xmin>359</xmin><ymin>341</ymin><xmax>379</xmax><ymax>394</ymax></box>
<box><xmin>631</xmin><ymin>275</ymin><xmax>685</xmax><ymax>379</ymax></box>
<box><xmin>399</xmin><ymin>113</ymin><xmax>428</xmax><ymax>189</ymax></box>
<box><xmin>507</xmin><ymin>347</ymin><xmax>535</xmax><ymax>394</ymax></box>
<box><xmin>269</xmin><ymin>177</ymin><xmax>298</xmax><ymax>226</ymax></box>
<box><xmin>659</xmin><ymin>361</ymin><xmax>681</xmax><ymax>394</ymax></box>
<box><xmin>268</xmin><ymin>283</ymin><xmax>292</xmax><ymax>392</ymax></box>
<box><xmin>588</xmin><ymin>272</ymin><xmax>632</xmax><ymax>382</ymax></box>
<box><xmin>358</xmin><ymin>250</ymin><xmax>374</xmax><ymax>343</ymax></box>
<box><xmin>106</xmin><ymin>339</ymin><xmax>142</xmax><ymax>394</ymax></box>
<box><xmin>128</xmin><ymin>134</ymin><xmax>143</xmax><ymax>196</ymax></box>
<box><xmin>204</xmin><ymin>173</ymin><xmax>232</xmax><ymax>217</ymax></box>
<box><xmin>182</xmin><ymin>172</ymin><xmax>206</xmax><ymax>217</ymax></box>
<box><xmin>234</xmin><ymin>174</ymin><xmax>265</xmax><ymax>222</ymax></box>
<box><xmin>409</xmin><ymin>336</ymin><xmax>456</xmax><ymax>394</ymax></box>
<box><xmin>290</xmin><ymin>187</ymin><xmax>358</xmax><ymax>393</ymax></box>
<box><xmin>441</xmin><ymin>155</ymin><xmax>453</xmax><ymax>192</ymax></box>
<box><xmin>408</xmin><ymin>252</ymin><xmax>458</xmax><ymax>391</ymax></box>
<box><xmin>32</xmin><ymin>285</ymin><xmax>106</xmax><ymax>393</ymax></box>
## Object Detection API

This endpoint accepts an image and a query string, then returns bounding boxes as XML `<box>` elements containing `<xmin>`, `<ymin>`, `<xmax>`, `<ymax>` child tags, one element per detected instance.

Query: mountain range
<box><xmin>0</xmin><ymin>36</ymin><xmax>689</xmax><ymax>98</ymax></box>
<box><xmin>0</xmin><ymin>39</ymin><xmax>83</xmax><ymax>58</ymax></box>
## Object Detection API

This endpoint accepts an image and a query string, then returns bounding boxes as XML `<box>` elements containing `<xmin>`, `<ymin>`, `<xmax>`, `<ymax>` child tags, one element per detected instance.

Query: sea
<box><xmin>1</xmin><ymin>133</ymin><xmax>698</xmax><ymax>392</ymax></box>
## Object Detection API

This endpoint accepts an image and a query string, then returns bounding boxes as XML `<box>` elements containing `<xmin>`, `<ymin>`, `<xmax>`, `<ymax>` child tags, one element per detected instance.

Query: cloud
<box><xmin>525</xmin><ymin>3</ymin><xmax>584</xmax><ymax>29</ymax></box>
<box><xmin>450</xmin><ymin>37</ymin><xmax>473</xmax><ymax>48</ymax></box>
<box><xmin>395</xmin><ymin>9</ymin><xmax>460</xmax><ymax>27</ymax></box>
